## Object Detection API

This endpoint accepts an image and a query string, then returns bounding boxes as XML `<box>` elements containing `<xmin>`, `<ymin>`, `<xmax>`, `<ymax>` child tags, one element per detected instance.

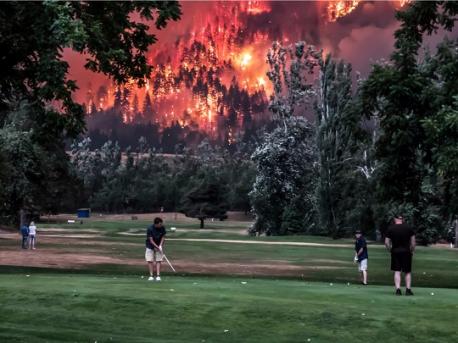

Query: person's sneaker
<box><xmin>395</xmin><ymin>289</ymin><xmax>402</xmax><ymax>296</ymax></box>
<box><xmin>148</xmin><ymin>276</ymin><xmax>154</xmax><ymax>281</ymax></box>
<box><xmin>405</xmin><ymin>289</ymin><xmax>414</xmax><ymax>296</ymax></box>
<box><xmin>156</xmin><ymin>276</ymin><xmax>161</xmax><ymax>282</ymax></box>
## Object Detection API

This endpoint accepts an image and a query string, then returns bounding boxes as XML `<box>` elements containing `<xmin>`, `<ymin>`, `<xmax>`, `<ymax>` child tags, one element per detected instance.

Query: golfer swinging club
<box><xmin>145</xmin><ymin>217</ymin><xmax>166</xmax><ymax>281</ymax></box>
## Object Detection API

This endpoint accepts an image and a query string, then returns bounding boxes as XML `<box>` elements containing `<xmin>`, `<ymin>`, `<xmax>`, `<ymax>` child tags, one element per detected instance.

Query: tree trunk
<box><xmin>19</xmin><ymin>208</ymin><xmax>27</xmax><ymax>228</ymax></box>
<box><xmin>200</xmin><ymin>218</ymin><xmax>204</xmax><ymax>229</ymax></box>
<box><xmin>455</xmin><ymin>219</ymin><xmax>458</xmax><ymax>249</ymax></box>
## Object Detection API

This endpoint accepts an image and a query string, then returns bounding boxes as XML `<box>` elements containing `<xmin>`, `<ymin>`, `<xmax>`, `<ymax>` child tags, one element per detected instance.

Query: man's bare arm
<box><xmin>149</xmin><ymin>237</ymin><xmax>161</xmax><ymax>250</ymax></box>
<box><xmin>410</xmin><ymin>235</ymin><xmax>416</xmax><ymax>253</ymax></box>
<box><xmin>385</xmin><ymin>237</ymin><xmax>391</xmax><ymax>252</ymax></box>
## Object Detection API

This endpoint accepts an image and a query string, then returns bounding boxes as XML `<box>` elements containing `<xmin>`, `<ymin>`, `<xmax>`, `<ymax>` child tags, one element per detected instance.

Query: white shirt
<box><xmin>29</xmin><ymin>225</ymin><xmax>37</xmax><ymax>235</ymax></box>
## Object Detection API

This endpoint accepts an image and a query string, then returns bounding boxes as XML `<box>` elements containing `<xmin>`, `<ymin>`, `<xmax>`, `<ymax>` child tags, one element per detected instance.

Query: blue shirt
<box><xmin>145</xmin><ymin>225</ymin><xmax>166</xmax><ymax>249</ymax></box>
<box><xmin>355</xmin><ymin>237</ymin><xmax>368</xmax><ymax>262</ymax></box>
<box><xmin>20</xmin><ymin>226</ymin><xmax>29</xmax><ymax>236</ymax></box>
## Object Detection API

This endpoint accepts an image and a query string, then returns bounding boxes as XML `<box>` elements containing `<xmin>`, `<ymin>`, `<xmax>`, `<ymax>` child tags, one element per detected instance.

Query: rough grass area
<box><xmin>0</xmin><ymin>274</ymin><xmax>457</xmax><ymax>343</ymax></box>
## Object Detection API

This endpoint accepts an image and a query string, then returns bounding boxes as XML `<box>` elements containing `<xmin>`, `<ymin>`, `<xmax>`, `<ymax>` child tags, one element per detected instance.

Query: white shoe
<box><xmin>155</xmin><ymin>276</ymin><xmax>161</xmax><ymax>281</ymax></box>
<box><xmin>148</xmin><ymin>276</ymin><xmax>154</xmax><ymax>281</ymax></box>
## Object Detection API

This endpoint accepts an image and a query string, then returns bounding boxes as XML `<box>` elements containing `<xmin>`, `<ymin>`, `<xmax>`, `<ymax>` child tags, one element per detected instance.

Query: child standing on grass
<box><xmin>20</xmin><ymin>224</ymin><xmax>29</xmax><ymax>249</ymax></box>
<box><xmin>354</xmin><ymin>230</ymin><xmax>368</xmax><ymax>285</ymax></box>
<box><xmin>28</xmin><ymin>221</ymin><xmax>37</xmax><ymax>250</ymax></box>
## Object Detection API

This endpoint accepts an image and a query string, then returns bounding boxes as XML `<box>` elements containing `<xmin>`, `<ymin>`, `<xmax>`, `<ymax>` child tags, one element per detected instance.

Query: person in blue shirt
<box><xmin>145</xmin><ymin>217</ymin><xmax>166</xmax><ymax>281</ymax></box>
<box><xmin>20</xmin><ymin>224</ymin><xmax>29</xmax><ymax>249</ymax></box>
<box><xmin>354</xmin><ymin>230</ymin><xmax>368</xmax><ymax>285</ymax></box>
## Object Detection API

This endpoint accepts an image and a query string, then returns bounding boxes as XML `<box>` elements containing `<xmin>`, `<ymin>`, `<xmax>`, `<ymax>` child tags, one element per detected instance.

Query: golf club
<box><xmin>163</xmin><ymin>253</ymin><xmax>176</xmax><ymax>272</ymax></box>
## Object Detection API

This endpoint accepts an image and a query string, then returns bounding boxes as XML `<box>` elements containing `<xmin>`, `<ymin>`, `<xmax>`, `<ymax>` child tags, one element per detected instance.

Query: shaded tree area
<box><xmin>180</xmin><ymin>179</ymin><xmax>229</xmax><ymax>228</ymax></box>
<box><xmin>250</xmin><ymin>2</ymin><xmax>458</xmax><ymax>243</ymax></box>
<box><xmin>361</xmin><ymin>1</ymin><xmax>458</xmax><ymax>243</ymax></box>
<box><xmin>0</xmin><ymin>1</ymin><xmax>181</xmax><ymax>225</ymax></box>
<box><xmin>70</xmin><ymin>138</ymin><xmax>255</xmax><ymax>217</ymax></box>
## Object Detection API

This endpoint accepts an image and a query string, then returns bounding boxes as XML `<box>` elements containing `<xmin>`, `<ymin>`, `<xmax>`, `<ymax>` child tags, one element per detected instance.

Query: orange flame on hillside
<box><xmin>84</xmin><ymin>1</ymin><xmax>409</xmax><ymax>138</ymax></box>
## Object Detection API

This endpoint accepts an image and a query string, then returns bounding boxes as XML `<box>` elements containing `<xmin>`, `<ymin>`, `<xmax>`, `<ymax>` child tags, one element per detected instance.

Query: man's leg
<box><xmin>394</xmin><ymin>271</ymin><xmax>401</xmax><ymax>289</ymax></box>
<box><xmin>156</xmin><ymin>261</ymin><xmax>161</xmax><ymax>277</ymax></box>
<box><xmin>405</xmin><ymin>273</ymin><xmax>411</xmax><ymax>289</ymax></box>
<box><xmin>362</xmin><ymin>270</ymin><xmax>367</xmax><ymax>284</ymax></box>
<box><xmin>148</xmin><ymin>262</ymin><xmax>154</xmax><ymax>277</ymax></box>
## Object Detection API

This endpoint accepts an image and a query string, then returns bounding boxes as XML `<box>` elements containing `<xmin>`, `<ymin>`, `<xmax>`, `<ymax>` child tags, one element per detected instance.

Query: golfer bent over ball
<box><xmin>145</xmin><ymin>217</ymin><xmax>166</xmax><ymax>281</ymax></box>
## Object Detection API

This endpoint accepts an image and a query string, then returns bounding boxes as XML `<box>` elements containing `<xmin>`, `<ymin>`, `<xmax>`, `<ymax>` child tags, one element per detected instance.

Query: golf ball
<box><xmin>431</xmin><ymin>292</ymin><xmax>434</xmax><ymax>296</ymax></box>
<box><xmin>329</xmin><ymin>283</ymin><xmax>333</xmax><ymax>286</ymax></box>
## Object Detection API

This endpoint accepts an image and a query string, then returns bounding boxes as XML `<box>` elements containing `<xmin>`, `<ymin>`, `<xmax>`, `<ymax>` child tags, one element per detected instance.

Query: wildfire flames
<box><xmin>84</xmin><ymin>1</ymin><xmax>410</xmax><ymax>138</ymax></box>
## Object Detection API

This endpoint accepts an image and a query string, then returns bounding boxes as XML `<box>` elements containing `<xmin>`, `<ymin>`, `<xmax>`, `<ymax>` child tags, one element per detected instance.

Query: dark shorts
<box><xmin>391</xmin><ymin>252</ymin><xmax>412</xmax><ymax>273</ymax></box>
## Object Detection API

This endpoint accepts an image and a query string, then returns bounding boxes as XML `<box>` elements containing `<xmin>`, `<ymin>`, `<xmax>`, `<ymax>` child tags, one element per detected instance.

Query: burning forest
<box><xmin>80</xmin><ymin>1</ymin><xmax>409</xmax><ymax>150</ymax></box>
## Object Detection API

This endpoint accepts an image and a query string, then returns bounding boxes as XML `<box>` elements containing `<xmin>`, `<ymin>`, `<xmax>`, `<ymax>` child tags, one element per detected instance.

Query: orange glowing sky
<box><xmin>65</xmin><ymin>1</ymin><xmax>456</xmax><ymax>129</ymax></box>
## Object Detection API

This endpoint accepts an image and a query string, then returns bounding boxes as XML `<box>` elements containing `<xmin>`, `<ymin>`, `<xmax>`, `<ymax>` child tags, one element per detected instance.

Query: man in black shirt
<box><xmin>385</xmin><ymin>216</ymin><xmax>416</xmax><ymax>296</ymax></box>
<box><xmin>145</xmin><ymin>217</ymin><xmax>166</xmax><ymax>281</ymax></box>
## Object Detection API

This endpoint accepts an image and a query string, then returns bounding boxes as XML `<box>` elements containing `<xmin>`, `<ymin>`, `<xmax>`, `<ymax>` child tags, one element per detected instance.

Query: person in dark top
<box><xmin>385</xmin><ymin>216</ymin><xmax>416</xmax><ymax>296</ymax></box>
<box><xmin>354</xmin><ymin>230</ymin><xmax>368</xmax><ymax>285</ymax></box>
<box><xmin>20</xmin><ymin>225</ymin><xmax>29</xmax><ymax>249</ymax></box>
<box><xmin>145</xmin><ymin>217</ymin><xmax>166</xmax><ymax>281</ymax></box>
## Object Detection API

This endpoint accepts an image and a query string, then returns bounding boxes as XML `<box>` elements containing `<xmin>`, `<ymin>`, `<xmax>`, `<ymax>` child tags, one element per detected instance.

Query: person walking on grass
<box><xmin>20</xmin><ymin>224</ymin><xmax>29</xmax><ymax>249</ymax></box>
<box><xmin>145</xmin><ymin>217</ymin><xmax>166</xmax><ymax>282</ymax></box>
<box><xmin>354</xmin><ymin>230</ymin><xmax>368</xmax><ymax>285</ymax></box>
<box><xmin>385</xmin><ymin>215</ymin><xmax>416</xmax><ymax>296</ymax></box>
<box><xmin>28</xmin><ymin>221</ymin><xmax>37</xmax><ymax>250</ymax></box>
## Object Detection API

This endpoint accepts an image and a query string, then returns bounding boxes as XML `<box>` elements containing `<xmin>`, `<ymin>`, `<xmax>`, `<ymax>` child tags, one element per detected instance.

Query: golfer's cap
<box><xmin>355</xmin><ymin>230</ymin><xmax>362</xmax><ymax>234</ymax></box>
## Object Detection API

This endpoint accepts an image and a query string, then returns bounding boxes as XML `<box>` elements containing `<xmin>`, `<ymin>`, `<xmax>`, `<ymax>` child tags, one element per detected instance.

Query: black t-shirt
<box><xmin>386</xmin><ymin>224</ymin><xmax>415</xmax><ymax>253</ymax></box>
<box><xmin>355</xmin><ymin>237</ymin><xmax>368</xmax><ymax>261</ymax></box>
<box><xmin>145</xmin><ymin>225</ymin><xmax>166</xmax><ymax>249</ymax></box>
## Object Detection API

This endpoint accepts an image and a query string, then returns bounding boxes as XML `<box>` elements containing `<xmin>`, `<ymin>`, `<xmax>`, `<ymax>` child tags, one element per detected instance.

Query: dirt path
<box><xmin>0</xmin><ymin>247</ymin><xmax>347</xmax><ymax>276</ymax></box>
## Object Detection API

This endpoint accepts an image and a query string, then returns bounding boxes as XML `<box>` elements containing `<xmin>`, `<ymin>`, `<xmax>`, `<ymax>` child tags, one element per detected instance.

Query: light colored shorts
<box><xmin>145</xmin><ymin>248</ymin><xmax>163</xmax><ymax>262</ymax></box>
<box><xmin>358</xmin><ymin>259</ymin><xmax>368</xmax><ymax>272</ymax></box>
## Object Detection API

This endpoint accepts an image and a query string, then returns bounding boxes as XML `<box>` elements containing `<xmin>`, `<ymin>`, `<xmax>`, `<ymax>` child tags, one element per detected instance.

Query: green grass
<box><xmin>0</xmin><ymin>273</ymin><xmax>457</xmax><ymax>343</ymax></box>
<box><xmin>2</xmin><ymin>217</ymin><xmax>458</xmax><ymax>342</ymax></box>
<box><xmin>8</xmin><ymin>218</ymin><xmax>458</xmax><ymax>288</ymax></box>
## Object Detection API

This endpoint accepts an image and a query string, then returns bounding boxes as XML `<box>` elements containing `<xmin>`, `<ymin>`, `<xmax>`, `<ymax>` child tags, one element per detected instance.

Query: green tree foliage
<box><xmin>361</xmin><ymin>1</ymin><xmax>458</xmax><ymax>243</ymax></box>
<box><xmin>250</xmin><ymin>118</ymin><xmax>317</xmax><ymax>235</ymax></box>
<box><xmin>0</xmin><ymin>1</ymin><xmax>181</xmax><ymax>224</ymax></box>
<box><xmin>315</xmin><ymin>56</ymin><xmax>369</xmax><ymax>238</ymax></box>
<box><xmin>0</xmin><ymin>102</ymin><xmax>79</xmax><ymax>224</ymax></box>
<box><xmin>180</xmin><ymin>178</ymin><xmax>229</xmax><ymax>229</ymax></box>
<box><xmin>249</xmin><ymin>41</ymin><xmax>320</xmax><ymax>236</ymax></box>
<box><xmin>70</xmin><ymin>138</ymin><xmax>254</xmax><ymax>216</ymax></box>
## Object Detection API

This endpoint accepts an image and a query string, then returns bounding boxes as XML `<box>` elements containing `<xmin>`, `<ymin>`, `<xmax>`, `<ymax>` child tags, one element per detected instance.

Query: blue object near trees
<box><xmin>77</xmin><ymin>209</ymin><xmax>90</xmax><ymax>218</ymax></box>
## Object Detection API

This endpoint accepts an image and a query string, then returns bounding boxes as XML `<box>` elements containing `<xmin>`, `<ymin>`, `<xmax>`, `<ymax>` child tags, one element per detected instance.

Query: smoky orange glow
<box><xmin>78</xmin><ymin>1</ymin><xmax>410</xmax><ymax>136</ymax></box>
